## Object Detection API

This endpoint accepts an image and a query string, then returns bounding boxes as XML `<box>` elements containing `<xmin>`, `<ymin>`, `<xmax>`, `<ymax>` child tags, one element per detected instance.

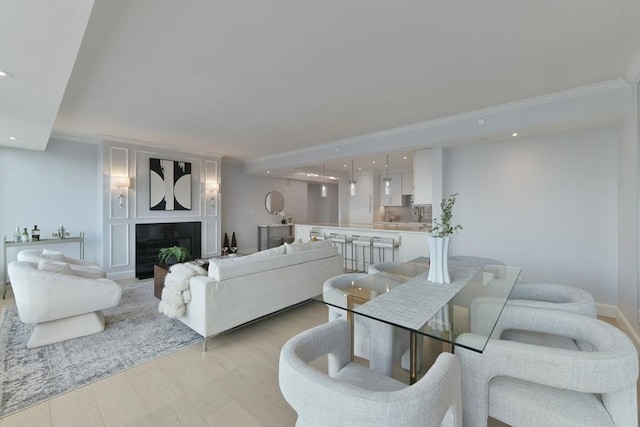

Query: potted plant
<box><xmin>428</xmin><ymin>193</ymin><xmax>463</xmax><ymax>283</ymax></box>
<box><xmin>158</xmin><ymin>246</ymin><xmax>191</xmax><ymax>266</ymax></box>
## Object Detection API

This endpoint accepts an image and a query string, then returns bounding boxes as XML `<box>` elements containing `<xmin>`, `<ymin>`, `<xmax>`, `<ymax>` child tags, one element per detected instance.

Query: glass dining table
<box><xmin>313</xmin><ymin>256</ymin><xmax>522</xmax><ymax>384</ymax></box>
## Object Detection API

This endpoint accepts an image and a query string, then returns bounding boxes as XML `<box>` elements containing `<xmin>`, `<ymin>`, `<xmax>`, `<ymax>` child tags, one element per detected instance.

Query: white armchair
<box><xmin>17</xmin><ymin>249</ymin><xmax>106</xmax><ymax>279</ymax></box>
<box><xmin>7</xmin><ymin>260</ymin><xmax>122</xmax><ymax>348</ymax></box>
<box><xmin>458</xmin><ymin>304</ymin><xmax>638</xmax><ymax>427</ymax></box>
<box><xmin>279</xmin><ymin>319</ymin><xmax>462</xmax><ymax>427</ymax></box>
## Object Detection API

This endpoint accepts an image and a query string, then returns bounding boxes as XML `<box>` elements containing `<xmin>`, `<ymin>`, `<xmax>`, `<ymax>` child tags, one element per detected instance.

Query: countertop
<box><xmin>374</xmin><ymin>221</ymin><xmax>431</xmax><ymax>232</ymax></box>
<box><xmin>299</xmin><ymin>223</ymin><xmax>431</xmax><ymax>234</ymax></box>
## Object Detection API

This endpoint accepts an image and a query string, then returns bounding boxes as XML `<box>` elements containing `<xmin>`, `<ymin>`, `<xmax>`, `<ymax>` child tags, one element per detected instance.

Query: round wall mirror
<box><xmin>265</xmin><ymin>191</ymin><xmax>285</xmax><ymax>214</ymax></box>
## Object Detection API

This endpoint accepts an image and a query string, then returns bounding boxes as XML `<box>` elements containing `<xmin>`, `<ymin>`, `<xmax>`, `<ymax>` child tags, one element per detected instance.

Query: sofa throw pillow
<box><xmin>41</xmin><ymin>249</ymin><xmax>66</xmax><ymax>261</ymax></box>
<box><xmin>246</xmin><ymin>245</ymin><xmax>286</xmax><ymax>258</ymax></box>
<box><xmin>38</xmin><ymin>260</ymin><xmax>73</xmax><ymax>274</ymax></box>
<box><xmin>309</xmin><ymin>239</ymin><xmax>332</xmax><ymax>249</ymax></box>
<box><xmin>284</xmin><ymin>242</ymin><xmax>313</xmax><ymax>253</ymax></box>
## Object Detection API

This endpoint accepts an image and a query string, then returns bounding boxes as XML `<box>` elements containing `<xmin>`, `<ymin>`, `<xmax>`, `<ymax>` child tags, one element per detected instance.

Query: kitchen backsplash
<box><xmin>383</xmin><ymin>205</ymin><xmax>432</xmax><ymax>223</ymax></box>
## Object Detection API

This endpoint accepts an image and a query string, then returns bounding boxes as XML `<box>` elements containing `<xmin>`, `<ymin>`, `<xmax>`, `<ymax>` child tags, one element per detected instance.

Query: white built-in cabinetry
<box><xmin>401</xmin><ymin>172</ymin><xmax>413</xmax><ymax>196</ymax></box>
<box><xmin>348</xmin><ymin>173</ymin><xmax>379</xmax><ymax>225</ymax></box>
<box><xmin>380</xmin><ymin>172</ymin><xmax>414</xmax><ymax>205</ymax></box>
<box><xmin>380</xmin><ymin>173</ymin><xmax>403</xmax><ymax>206</ymax></box>
<box><xmin>413</xmin><ymin>149</ymin><xmax>433</xmax><ymax>205</ymax></box>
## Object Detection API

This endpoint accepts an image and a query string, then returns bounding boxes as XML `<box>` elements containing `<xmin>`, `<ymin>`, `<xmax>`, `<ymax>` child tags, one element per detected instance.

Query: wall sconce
<box><xmin>111</xmin><ymin>176</ymin><xmax>131</xmax><ymax>209</ymax></box>
<box><xmin>207</xmin><ymin>182</ymin><xmax>220</xmax><ymax>207</ymax></box>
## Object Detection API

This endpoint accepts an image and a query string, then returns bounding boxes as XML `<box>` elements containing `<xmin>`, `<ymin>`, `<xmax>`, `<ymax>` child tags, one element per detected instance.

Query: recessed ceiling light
<box><xmin>267</xmin><ymin>170</ymin><xmax>270</xmax><ymax>174</ymax></box>
<box><xmin>477</xmin><ymin>119</ymin><xmax>486</xmax><ymax>126</ymax></box>
<box><xmin>358</xmin><ymin>167</ymin><xmax>362</xmax><ymax>171</ymax></box>
<box><xmin>372</xmin><ymin>160</ymin><xmax>376</xmax><ymax>164</ymax></box>
<box><xmin>0</xmin><ymin>70</ymin><xmax>15</xmax><ymax>78</ymax></box>
<box><xmin>512</xmin><ymin>132</ymin><xmax>518</xmax><ymax>137</ymax></box>
<box><xmin>403</xmin><ymin>156</ymin><xmax>407</xmax><ymax>160</ymax></box>
<box><xmin>8</xmin><ymin>136</ymin><xmax>17</xmax><ymax>140</ymax></box>
<box><xmin>343</xmin><ymin>164</ymin><xmax>347</xmax><ymax>168</ymax></box>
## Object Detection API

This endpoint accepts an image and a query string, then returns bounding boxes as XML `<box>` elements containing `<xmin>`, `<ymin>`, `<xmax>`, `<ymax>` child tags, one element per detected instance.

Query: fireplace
<box><xmin>135</xmin><ymin>222</ymin><xmax>201</xmax><ymax>279</ymax></box>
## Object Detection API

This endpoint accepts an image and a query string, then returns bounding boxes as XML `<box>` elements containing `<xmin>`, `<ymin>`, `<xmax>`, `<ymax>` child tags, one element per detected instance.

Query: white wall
<box><xmin>0</xmin><ymin>139</ymin><xmax>100</xmax><ymax>280</ymax></box>
<box><xmin>445</xmin><ymin>127</ymin><xmax>618</xmax><ymax>305</ymax></box>
<box><xmin>618</xmin><ymin>73</ymin><xmax>639</xmax><ymax>336</ymax></box>
<box><xmin>221</xmin><ymin>159</ymin><xmax>308</xmax><ymax>252</ymax></box>
<box><xmin>307</xmin><ymin>183</ymin><xmax>339</xmax><ymax>224</ymax></box>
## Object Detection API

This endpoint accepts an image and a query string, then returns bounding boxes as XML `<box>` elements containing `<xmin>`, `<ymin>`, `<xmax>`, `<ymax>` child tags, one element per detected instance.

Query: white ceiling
<box><xmin>1</xmin><ymin>0</ymin><xmax>639</xmax><ymax>177</ymax></box>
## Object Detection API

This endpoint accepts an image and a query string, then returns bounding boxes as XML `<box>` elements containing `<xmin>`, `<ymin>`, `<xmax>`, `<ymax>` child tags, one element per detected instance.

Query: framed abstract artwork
<box><xmin>149</xmin><ymin>158</ymin><xmax>192</xmax><ymax>210</ymax></box>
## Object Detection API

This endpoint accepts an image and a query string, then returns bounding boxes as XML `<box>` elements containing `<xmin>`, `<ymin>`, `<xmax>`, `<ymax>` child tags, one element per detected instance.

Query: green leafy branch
<box><xmin>431</xmin><ymin>193</ymin><xmax>463</xmax><ymax>238</ymax></box>
<box><xmin>158</xmin><ymin>246</ymin><xmax>191</xmax><ymax>264</ymax></box>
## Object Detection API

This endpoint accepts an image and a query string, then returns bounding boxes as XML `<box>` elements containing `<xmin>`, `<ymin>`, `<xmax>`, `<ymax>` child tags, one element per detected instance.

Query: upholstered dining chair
<box><xmin>323</xmin><ymin>273</ymin><xmax>413</xmax><ymax>376</ymax></box>
<box><xmin>507</xmin><ymin>281</ymin><xmax>596</xmax><ymax>317</ymax></box>
<box><xmin>476</xmin><ymin>281</ymin><xmax>597</xmax><ymax>349</ymax></box>
<box><xmin>279</xmin><ymin>320</ymin><xmax>462</xmax><ymax>427</ymax></box>
<box><xmin>457</xmin><ymin>304</ymin><xmax>638</xmax><ymax>427</ymax></box>
<box><xmin>367</xmin><ymin>261</ymin><xmax>401</xmax><ymax>274</ymax></box>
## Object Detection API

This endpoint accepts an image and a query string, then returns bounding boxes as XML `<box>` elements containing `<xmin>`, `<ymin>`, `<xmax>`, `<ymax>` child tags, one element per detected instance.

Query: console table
<box><xmin>2</xmin><ymin>232</ymin><xmax>85</xmax><ymax>299</ymax></box>
<box><xmin>257</xmin><ymin>224</ymin><xmax>294</xmax><ymax>251</ymax></box>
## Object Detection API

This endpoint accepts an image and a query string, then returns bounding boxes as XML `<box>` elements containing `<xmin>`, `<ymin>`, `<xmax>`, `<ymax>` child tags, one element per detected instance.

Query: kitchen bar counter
<box><xmin>301</xmin><ymin>222</ymin><xmax>430</xmax><ymax>234</ymax></box>
<box><xmin>294</xmin><ymin>223</ymin><xmax>431</xmax><ymax>266</ymax></box>
<box><xmin>374</xmin><ymin>221</ymin><xmax>431</xmax><ymax>232</ymax></box>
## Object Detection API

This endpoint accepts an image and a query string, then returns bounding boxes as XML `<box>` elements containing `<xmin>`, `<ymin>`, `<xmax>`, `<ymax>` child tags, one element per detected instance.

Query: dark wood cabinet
<box><xmin>153</xmin><ymin>264</ymin><xmax>169</xmax><ymax>299</ymax></box>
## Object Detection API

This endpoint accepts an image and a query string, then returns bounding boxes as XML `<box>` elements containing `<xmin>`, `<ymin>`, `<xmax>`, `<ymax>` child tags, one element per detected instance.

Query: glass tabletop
<box><xmin>314</xmin><ymin>256</ymin><xmax>521</xmax><ymax>353</ymax></box>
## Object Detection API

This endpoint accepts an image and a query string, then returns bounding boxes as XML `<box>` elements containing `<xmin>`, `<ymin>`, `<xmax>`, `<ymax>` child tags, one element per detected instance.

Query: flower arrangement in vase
<box><xmin>428</xmin><ymin>193</ymin><xmax>463</xmax><ymax>283</ymax></box>
<box><xmin>278</xmin><ymin>210</ymin><xmax>287</xmax><ymax>224</ymax></box>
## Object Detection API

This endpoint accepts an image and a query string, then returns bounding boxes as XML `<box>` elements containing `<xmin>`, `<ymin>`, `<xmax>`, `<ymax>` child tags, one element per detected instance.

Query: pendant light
<box><xmin>321</xmin><ymin>164</ymin><xmax>327</xmax><ymax>198</ymax></box>
<box><xmin>349</xmin><ymin>160</ymin><xmax>357</xmax><ymax>196</ymax></box>
<box><xmin>382</xmin><ymin>154</ymin><xmax>392</xmax><ymax>196</ymax></box>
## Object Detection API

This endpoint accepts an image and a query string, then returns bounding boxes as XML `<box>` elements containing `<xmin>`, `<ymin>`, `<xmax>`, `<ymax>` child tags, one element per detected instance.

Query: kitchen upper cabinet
<box><xmin>380</xmin><ymin>173</ymin><xmax>402</xmax><ymax>206</ymax></box>
<box><xmin>413</xmin><ymin>148</ymin><xmax>432</xmax><ymax>205</ymax></box>
<box><xmin>349</xmin><ymin>173</ymin><xmax>379</xmax><ymax>225</ymax></box>
<box><xmin>401</xmin><ymin>172</ymin><xmax>413</xmax><ymax>196</ymax></box>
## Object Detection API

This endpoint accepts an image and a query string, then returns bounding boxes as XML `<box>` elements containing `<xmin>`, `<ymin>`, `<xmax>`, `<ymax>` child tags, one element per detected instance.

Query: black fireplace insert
<box><xmin>135</xmin><ymin>222</ymin><xmax>201</xmax><ymax>279</ymax></box>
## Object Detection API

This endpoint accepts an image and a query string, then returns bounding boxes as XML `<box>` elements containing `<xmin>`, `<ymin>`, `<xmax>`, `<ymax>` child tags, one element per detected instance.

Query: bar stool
<box><xmin>330</xmin><ymin>233</ymin><xmax>353</xmax><ymax>271</ymax></box>
<box><xmin>351</xmin><ymin>235</ymin><xmax>373</xmax><ymax>272</ymax></box>
<box><xmin>372</xmin><ymin>237</ymin><xmax>399</xmax><ymax>264</ymax></box>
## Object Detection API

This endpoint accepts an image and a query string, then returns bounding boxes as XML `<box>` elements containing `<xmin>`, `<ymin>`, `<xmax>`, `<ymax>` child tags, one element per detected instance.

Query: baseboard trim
<box><xmin>614</xmin><ymin>307</ymin><xmax>640</xmax><ymax>353</ymax></box>
<box><xmin>596</xmin><ymin>303</ymin><xmax>617</xmax><ymax>318</ymax></box>
<box><xmin>107</xmin><ymin>270</ymin><xmax>136</xmax><ymax>281</ymax></box>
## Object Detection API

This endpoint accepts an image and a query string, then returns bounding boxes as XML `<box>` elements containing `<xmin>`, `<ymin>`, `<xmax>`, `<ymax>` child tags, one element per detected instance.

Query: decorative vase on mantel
<box><xmin>428</xmin><ymin>236</ymin><xmax>451</xmax><ymax>284</ymax></box>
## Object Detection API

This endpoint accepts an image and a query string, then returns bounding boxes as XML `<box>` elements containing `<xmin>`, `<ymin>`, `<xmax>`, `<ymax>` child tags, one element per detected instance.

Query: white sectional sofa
<box><xmin>176</xmin><ymin>239</ymin><xmax>343</xmax><ymax>349</ymax></box>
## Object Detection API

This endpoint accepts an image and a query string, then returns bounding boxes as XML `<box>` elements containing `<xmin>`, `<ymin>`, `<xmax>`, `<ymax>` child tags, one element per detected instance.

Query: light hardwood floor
<box><xmin>0</xmin><ymin>281</ymin><xmax>637</xmax><ymax>427</ymax></box>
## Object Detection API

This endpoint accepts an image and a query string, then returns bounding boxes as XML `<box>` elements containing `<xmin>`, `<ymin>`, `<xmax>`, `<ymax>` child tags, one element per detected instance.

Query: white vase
<box><xmin>428</xmin><ymin>236</ymin><xmax>451</xmax><ymax>283</ymax></box>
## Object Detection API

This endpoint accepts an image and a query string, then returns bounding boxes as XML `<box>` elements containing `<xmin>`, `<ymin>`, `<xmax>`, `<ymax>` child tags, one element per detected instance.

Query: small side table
<box><xmin>154</xmin><ymin>262</ymin><xmax>209</xmax><ymax>299</ymax></box>
<box><xmin>3</xmin><ymin>232</ymin><xmax>85</xmax><ymax>299</ymax></box>
<box><xmin>154</xmin><ymin>264</ymin><xmax>169</xmax><ymax>299</ymax></box>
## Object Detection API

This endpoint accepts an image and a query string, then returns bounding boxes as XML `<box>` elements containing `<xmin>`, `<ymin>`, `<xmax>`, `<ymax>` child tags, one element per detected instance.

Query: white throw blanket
<box><xmin>158</xmin><ymin>263</ymin><xmax>207</xmax><ymax>318</ymax></box>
